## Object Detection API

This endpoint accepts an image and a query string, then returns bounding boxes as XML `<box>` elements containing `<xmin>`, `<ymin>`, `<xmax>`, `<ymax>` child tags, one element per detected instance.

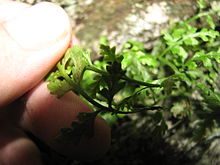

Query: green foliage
<box><xmin>56</xmin><ymin>112</ymin><xmax>98</xmax><ymax>145</ymax></box>
<box><xmin>46</xmin><ymin>0</ymin><xmax>220</xmax><ymax>146</ymax></box>
<box><xmin>197</xmin><ymin>0</ymin><xmax>206</xmax><ymax>10</ymax></box>
<box><xmin>46</xmin><ymin>46</ymin><xmax>91</xmax><ymax>97</ymax></box>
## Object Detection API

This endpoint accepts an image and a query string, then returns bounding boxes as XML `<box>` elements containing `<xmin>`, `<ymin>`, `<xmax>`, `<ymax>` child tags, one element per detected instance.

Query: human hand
<box><xmin>0</xmin><ymin>0</ymin><xmax>111</xmax><ymax>164</ymax></box>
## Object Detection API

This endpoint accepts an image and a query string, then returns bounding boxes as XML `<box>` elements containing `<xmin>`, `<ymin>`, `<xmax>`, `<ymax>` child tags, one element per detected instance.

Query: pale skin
<box><xmin>0</xmin><ymin>0</ymin><xmax>111</xmax><ymax>164</ymax></box>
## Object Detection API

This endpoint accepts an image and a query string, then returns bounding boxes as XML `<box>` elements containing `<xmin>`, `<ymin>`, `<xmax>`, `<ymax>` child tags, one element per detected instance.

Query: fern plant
<box><xmin>46</xmin><ymin>0</ymin><xmax>220</xmax><ymax>146</ymax></box>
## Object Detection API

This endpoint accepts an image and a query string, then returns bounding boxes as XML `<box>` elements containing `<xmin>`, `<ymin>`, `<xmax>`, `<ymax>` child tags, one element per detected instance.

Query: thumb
<box><xmin>0</xmin><ymin>2</ymin><xmax>72</xmax><ymax>106</ymax></box>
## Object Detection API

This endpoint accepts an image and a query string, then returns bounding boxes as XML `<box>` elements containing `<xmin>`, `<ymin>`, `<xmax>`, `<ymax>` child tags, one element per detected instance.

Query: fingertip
<box><xmin>0</xmin><ymin>1</ymin><xmax>30</xmax><ymax>23</ymax></box>
<box><xmin>0</xmin><ymin>1</ymin><xmax>72</xmax><ymax>106</ymax></box>
<box><xmin>4</xmin><ymin>1</ymin><xmax>72</xmax><ymax>50</ymax></box>
<box><xmin>0</xmin><ymin>123</ymin><xmax>42</xmax><ymax>165</ymax></box>
<box><xmin>2</xmin><ymin>138</ymin><xmax>43</xmax><ymax>165</ymax></box>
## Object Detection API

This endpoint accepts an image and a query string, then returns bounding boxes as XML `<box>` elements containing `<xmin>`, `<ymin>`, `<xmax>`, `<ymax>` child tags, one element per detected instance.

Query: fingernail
<box><xmin>3</xmin><ymin>2</ymin><xmax>70</xmax><ymax>50</ymax></box>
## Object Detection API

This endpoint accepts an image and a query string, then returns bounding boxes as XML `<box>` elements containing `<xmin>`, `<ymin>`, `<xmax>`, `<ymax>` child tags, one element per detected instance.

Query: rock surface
<box><xmin>17</xmin><ymin>0</ymin><xmax>217</xmax><ymax>53</ymax></box>
<box><xmin>71</xmin><ymin>0</ymin><xmax>199</xmax><ymax>52</ymax></box>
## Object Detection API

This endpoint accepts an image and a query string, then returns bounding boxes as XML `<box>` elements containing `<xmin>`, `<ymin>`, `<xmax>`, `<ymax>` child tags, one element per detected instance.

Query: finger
<box><xmin>0</xmin><ymin>121</ymin><xmax>42</xmax><ymax>165</ymax></box>
<box><xmin>17</xmin><ymin>82</ymin><xmax>111</xmax><ymax>161</ymax></box>
<box><xmin>0</xmin><ymin>1</ymin><xmax>111</xmax><ymax>161</ymax></box>
<box><xmin>0</xmin><ymin>1</ymin><xmax>72</xmax><ymax>106</ymax></box>
<box><xmin>0</xmin><ymin>0</ymin><xmax>30</xmax><ymax>23</ymax></box>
